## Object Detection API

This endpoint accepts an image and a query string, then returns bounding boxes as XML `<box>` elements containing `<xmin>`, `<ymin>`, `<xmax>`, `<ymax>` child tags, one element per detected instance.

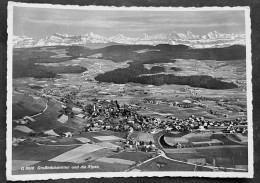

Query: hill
<box><xmin>13</xmin><ymin>44</ymin><xmax>246</xmax><ymax>80</ymax></box>
<box><xmin>13</xmin><ymin>47</ymin><xmax>87</xmax><ymax>78</ymax></box>
<box><xmin>66</xmin><ymin>44</ymin><xmax>246</xmax><ymax>63</ymax></box>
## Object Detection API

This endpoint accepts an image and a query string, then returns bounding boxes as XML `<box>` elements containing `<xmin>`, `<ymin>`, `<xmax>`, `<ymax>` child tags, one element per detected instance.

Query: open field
<box><xmin>14</xmin><ymin>125</ymin><xmax>34</xmax><ymax>133</ymax></box>
<box><xmin>12</xmin><ymin>129</ymin><xmax>28</xmax><ymax>138</ymax></box>
<box><xmin>83</xmin><ymin>161</ymin><xmax>130</xmax><ymax>172</ymax></box>
<box><xmin>96</xmin><ymin>157</ymin><xmax>135</xmax><ymax>165</ymax></box>
<box><xmin>13</xmin><ymin>142</ymin><xmax>78</xmax><ymax>161</ymax></box>
<box><xmin>144</xmin><ymin>59</ymin><xmax>246</xmax><ymax>85</ymax></box>
<box><xmin>136</xmin><ymin>133</ymin><xmax>155</xmax><ymax>143</ymax></box>
<box><xmin>164</xmin><ymin>145</ymin><xmax>247</xmax><ymax>168</ymax></box>
<box><xmin>26</xmin><ymin>100</ymin><xmax>63</xmax><ymax>132</ymax></box>
<box><xmin>93</xmin><ymin>136</ymin><xmax>123</xmax><ymax>141</ymax></box>
<box><xmin>136</xmin><ymin>156</ymin><xmax>200</xmax><ymax>172</ymax></box>
<box><xmin>109</xmin><ymin>151</ymin><xmax>153</xmax><ymax>162</ymax></box>
<box><xmin>95</xmin><ymin>142</ymin><xmax>121</xmax><ymax>149</ymax></box>
<box><xmin>12</xmin><ymin>160</ymin><xmax>40</xmax><ymax>171</ymax></box>
<box><xmin>13</xmin><ymin>93</ymin><xmax>46</xmax><ymax>119</ymax></box>
<box><xmin>76</xmin><ymin>131</ymin><xmax>123</xmax><ymax>143</ymax></box>
<box><xmin>68</xmin><ymin>148</ymin><xmax>116</xmax><ymax>163</ymax></box>
<box><xmin>49</xmin><ymin>143</ymin><xmax>104</xmax><ymax>163</ymax></box>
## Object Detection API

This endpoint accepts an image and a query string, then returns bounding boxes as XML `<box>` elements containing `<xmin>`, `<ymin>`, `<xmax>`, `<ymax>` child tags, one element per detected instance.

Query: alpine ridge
<box><xmin>13</xmin><ymin>31</ymin><xmax>245</xmax><ymax>49</ymax></box>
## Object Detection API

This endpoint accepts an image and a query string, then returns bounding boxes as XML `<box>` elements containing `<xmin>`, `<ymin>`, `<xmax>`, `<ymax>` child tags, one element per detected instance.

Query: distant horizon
<box><xmin>13</xmin><ymin>6</ymin><xmax>246</xmax><ymax>39</ymax></box>
<box><xmin>14</xmin><ymin>30</ymin><xmax>246</xmax><ymax>39</ymax></box>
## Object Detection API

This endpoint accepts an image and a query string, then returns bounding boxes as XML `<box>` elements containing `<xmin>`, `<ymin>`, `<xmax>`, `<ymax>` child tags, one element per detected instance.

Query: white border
<box><xmin>6</xmin><ymin>1</ymin><xmax>253</xmax><ymax>181</ymax></box>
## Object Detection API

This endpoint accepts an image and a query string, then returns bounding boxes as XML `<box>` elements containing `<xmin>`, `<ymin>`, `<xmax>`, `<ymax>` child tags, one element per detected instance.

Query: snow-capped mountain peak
<box><xmin>53</xmin><ymin>33</ymin><xmax>74</xmax><ymax>38</ymax></box>
<box><xmin>13</xmin><ymin>31</ymin><xmax>246</xmax><ymax>48</ymax></box>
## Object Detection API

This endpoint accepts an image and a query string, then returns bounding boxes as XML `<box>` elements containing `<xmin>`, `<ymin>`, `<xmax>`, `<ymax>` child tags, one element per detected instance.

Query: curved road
<box><xmin>30</xmin><ymin>100</ymin><xmax>48</xmax><ymax>118</ymax></box>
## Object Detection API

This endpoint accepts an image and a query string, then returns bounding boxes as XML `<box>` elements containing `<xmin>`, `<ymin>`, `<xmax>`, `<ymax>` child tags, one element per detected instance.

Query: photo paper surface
<box><xmin>6</xmin><ymin>2</ymin><xmax>253</xmax><ymax>180</ymax></box>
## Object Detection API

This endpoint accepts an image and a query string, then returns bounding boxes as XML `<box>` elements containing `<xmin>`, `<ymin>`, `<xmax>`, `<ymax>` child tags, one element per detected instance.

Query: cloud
<box><xmin>22</xmin><ymin>17</ymin><xmax>120</xmax><ymax>28</ymax></box>
<box><xmin>171</xmin><ymin>22</ymin><xmax>242</xmax><ymax>28</ymax></box>
<box><xmin>15</xmin><ymin>7</ymin><xmax>246</xmax><ymax>37</ymax></box>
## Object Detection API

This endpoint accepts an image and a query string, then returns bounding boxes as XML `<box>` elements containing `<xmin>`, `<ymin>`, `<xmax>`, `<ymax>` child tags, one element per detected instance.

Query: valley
<box><xmin>11</xmin><ymin>44</ymin><xmax>248</xmax><ymax>174</ymax></box>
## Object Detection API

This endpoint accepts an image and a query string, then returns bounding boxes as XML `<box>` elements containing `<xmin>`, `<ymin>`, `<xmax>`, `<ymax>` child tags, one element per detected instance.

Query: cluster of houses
<box><xmin>143</xmin><ymin>98</ymin><xmax>204</xmax><ymax>109</ymax></box>
<box><xmin>123</xmin><ymin>139</ymin><xmax>157</xmax><ymax>152</ymax></box>
<box><xmin>15</xmin><ymin>83</ymin><xmax>247</xmax><ymax>141</ymax></box>
<box><xmin>162</xmin><ymin>115</ymin><xmax>247</xmax><ymax>134</ymax></box>
<box><xmin>13</xmin><ymin>116</ymin><xmax>36</xmax><ymax>125</ymax></box>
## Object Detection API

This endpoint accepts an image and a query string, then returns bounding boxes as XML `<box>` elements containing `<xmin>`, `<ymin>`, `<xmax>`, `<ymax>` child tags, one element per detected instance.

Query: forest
<box><xmin>94</xmin><ymin>63</ymin><xmax>238</xmax><ymax>89</ymax></box>
<box><xmin>131</xmin><ymin>74</ymin><xmax>238</xmax><ymax>89</ymax></box>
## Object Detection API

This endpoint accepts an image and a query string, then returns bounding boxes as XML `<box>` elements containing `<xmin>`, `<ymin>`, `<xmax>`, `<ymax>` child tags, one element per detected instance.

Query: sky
<box><xmin>13</xmin><ymin>6</ymin><xmax>246</xmax><ymax>38</ymax></box>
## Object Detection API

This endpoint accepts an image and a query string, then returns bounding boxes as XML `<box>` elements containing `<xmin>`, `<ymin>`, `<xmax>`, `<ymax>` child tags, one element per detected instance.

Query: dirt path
<box><xmin>125</xmin><ymin>154</ymin><xmax>162</xmax><ymax>172</ymax></box>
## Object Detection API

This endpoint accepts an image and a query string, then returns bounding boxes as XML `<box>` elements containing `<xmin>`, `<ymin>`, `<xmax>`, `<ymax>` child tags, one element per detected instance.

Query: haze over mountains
<box><xmin>13</xmin><ymin>31</ymin><xmax>245</xmax><ymax>49</ymax></box>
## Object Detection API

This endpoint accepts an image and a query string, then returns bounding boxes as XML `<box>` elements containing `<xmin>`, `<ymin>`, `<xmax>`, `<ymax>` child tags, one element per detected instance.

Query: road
<box><xmin>33</xmin><ymin>142</ymin><xmax>82</xmax><ymax>147</ymax></box>
<box><xmin>30</xmin><ymin>100</ymin><xmax>48</xmax><ymax>118</ymax></box>
<box><xmin>163</xmin><ymin>145</ymin><xmax>246</xmax><ymax>153</ymax></box>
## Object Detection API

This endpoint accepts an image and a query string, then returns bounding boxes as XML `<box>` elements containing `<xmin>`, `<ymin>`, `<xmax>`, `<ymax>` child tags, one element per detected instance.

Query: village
<box><xmin>13</xmin><ymin>77</ymin><xmax>248</xmax><ymax>137</ymax></box>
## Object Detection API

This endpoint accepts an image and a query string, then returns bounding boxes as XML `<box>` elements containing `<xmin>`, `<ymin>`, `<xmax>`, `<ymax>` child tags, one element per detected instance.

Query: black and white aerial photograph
<box><xmin>6</xmin><ymin>2</ymin><xmax>253</xmax><ymax>180</ymax></box>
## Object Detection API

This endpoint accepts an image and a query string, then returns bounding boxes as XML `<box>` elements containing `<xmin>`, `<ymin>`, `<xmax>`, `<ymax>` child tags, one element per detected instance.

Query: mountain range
<box><xmin>13</xmin><ymin>31</ymin><xmax>246</xmax><ymax>49</ymax></box>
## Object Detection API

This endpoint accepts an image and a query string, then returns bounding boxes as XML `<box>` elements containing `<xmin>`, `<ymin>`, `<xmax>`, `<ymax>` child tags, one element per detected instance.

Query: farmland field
<box><xmin>109</xmin><ymin>151</ymin><xmax>153</xmax><ymax>162</ymax></box>
<box><xmin>12</xmin><ymin>142</ymin><xmax>79</xmax><ymax>161</ymax></box>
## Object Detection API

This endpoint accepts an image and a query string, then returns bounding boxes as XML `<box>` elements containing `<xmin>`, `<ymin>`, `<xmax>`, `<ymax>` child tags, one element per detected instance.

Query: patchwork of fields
<box><xmin>11</xmin><ymin>45</ymin><xmax>248</xmax><ymax>174</ymax></box>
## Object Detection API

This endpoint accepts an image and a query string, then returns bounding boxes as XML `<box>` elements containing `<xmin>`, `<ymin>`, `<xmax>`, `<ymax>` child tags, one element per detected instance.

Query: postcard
<box><xmin>6</xmin><ymin>2</ymin><xmax>253</xmax><ymax>180</ymax></box>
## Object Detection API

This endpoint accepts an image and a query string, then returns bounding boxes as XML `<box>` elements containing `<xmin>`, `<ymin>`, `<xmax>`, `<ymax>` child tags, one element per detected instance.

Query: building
<box><xmin>23</xmin><ymin>116</ymin><xmax>36</xmax><ymax>123</ymax></box>
<box><xmin>44</xmin><ymin>129</ymin><xmax>60</xmax><ymax>137</ymax></box>
<box><xmin>63</xmin><ymin>132</ymin><xmax>73</xmax><ymax>137</ymax></box>
<box><xmin>72</xmin><ymin>107</ymin><xmax>83</xmax><ymax>114</ymax></box>
<box><xmin>57</xmin><ymin>114</ymin><xmax>69</xmax><ymax>124</ymax></box>
<box><xmin>13</xmin><ymin>119</ymin><xmax>27</xmax><ymax>125</ymax></box>
<box><xmin>183</xmin><ymin>100</ymin><xmax>192</xmax><ymax>104</ymax></box>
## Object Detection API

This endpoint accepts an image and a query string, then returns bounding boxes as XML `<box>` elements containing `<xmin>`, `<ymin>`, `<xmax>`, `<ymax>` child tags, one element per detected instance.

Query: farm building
<box><xmin>23</xmin><ymin>116</ymin><xmax>36</xmax><ymax>123</ymax></box>
<box><xmin>90</xmin><ymin>127</ymin><xmax>101</xmax><ymax>132</ymax></box>
<box><xmin>57</xmin><ymin>114</ymin><xmax>68</xmax><ymax>124</ymax></box>
<box><xmin>72</xmin><ymin>107</ymin><xmax>83</xmax><ymax>114</ymax></box>
<box><xmin>174</xmin><ymin>101</ymin><xmax>180</xmax><ymax>105</ymax></box>
<box><xmin>13</xmin><ymin>119</ymin><xmax>27</xmax><ymax>125</ymax></box>
<box><xmin>44</xmin><ymin>129</ymin><xmax>60</xmax><ymax>137</ymax></box>
<box><xmin>63</xmin><ymin>132</ymin><xmax>73</xmax><ymax>137</ymax></box>
<box><xmin>183</xmin><ymin>100</ymin><xmax>192</xmax><ymax>104</ymax></box>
